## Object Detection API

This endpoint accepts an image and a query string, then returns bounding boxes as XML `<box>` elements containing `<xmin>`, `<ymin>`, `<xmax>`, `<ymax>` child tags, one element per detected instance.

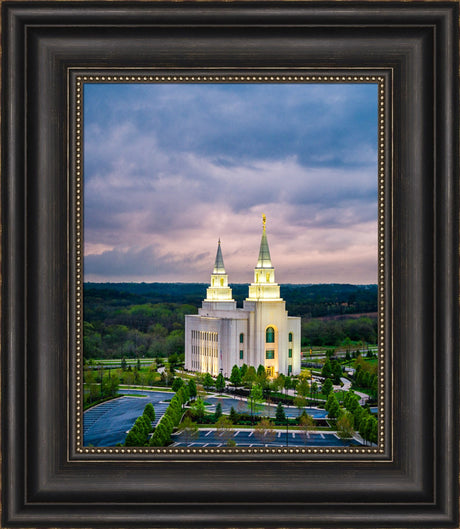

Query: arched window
<box><xmin>289</xmin><ymin>332</ymin><xmax>293</xmax><ymax>342</ymax></box>
<box><xmin>266</xmin><ymin>326</ymin><xmax>275</xmax><ymax>343</ymax></box>
<box><xmin>266</xmin><ymin>272</ymin><xmax>270</xmax><ymax>282</ymax></box>
<box><xmin>239</xmin><ymin>333</ymin><xmax>244</xmax><ymax>343</ymax></box>
<box><xmin>220</xmin><ymin>277</ymin><xmax>224</xmax><ymax>286</ymax></box>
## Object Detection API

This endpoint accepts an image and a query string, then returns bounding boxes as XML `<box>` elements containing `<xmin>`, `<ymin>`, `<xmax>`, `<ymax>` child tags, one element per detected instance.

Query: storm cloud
<box><xmin>83</xmin><ymin>83</ymin><xmax>378</xmax><ymax>283</ymax></box>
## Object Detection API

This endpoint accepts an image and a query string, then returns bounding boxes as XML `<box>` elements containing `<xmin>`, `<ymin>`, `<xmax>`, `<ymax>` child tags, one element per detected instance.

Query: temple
<box><xmin>184</xmin><ymin>217</ymin><xmax>301</xmax><ymax>377</ymax></box>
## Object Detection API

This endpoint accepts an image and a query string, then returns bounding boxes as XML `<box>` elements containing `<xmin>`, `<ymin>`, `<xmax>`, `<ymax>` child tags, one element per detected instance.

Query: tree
<box><xmin>178</xmin><ymin>415</ymin><xmax>199</xmax><ymax>445</ymax></box>
<box><xmin>215</xmin><ymin>372</ymin><xmax>225</xmax><ymax>393</ymax></box>
<box><xmin>310</xmin><ymin>381</ymin><xmax>318</xmax><ymax>400</ymax></box>
<box><xmin>191</xmin><ymin>398</ymin><xmax>206</xmax><ymax>422</ymax></box>
<box><xmin>254</xmin><ymin>419</ymin><xmax>276</xmax><ymax>445</ymax></box>
<box><xmin>229</xmin><ymin>406</ymin><xmax>239</xmax><ymax>424</ymax></box>
<box><xmin>299</xmin><ymin>413</ymin><xmax>315</xmax><ymax>445</ymax></box>
<box><xmin>331</xmin><ymin>360</ymin><xmax>343</xmax><ymax>385</ymax></box>
<box><xmin>322</xmin><ymin>378</ymin><xmax>333</xmax><ymax>397</ymax></box>
<box><xmin>121</xmin><ymin>356</ymin><xmax>127</xmax><ymax>371</ymax></box>
<box><xmin>294</xmin><ymin>396</ymin><xmax>306</xmax><ymax>413</ymax></box>
<box><xmin>275</xmin><ymin>402</ymin><xmax>286</xmax><ymax>423</ymax></box>
<box><xmin>214</xmin><ymin>402</ymin><xmax>223</xmax><ymax>422</ymax></box>
<box><xmin>203</xmin><ymin>373</ymin><xmax>214</xmax><ymax>390</ymax></box>
<box><xmin>171</xmin><ymin>377</ymin><xmax>184</xmax><ymax>392</ymax></box>
<box><xmin>325</xmin><ymin>392</ymin><xmax>335</xmax><ymax>411</ymax></box>
<box><xmin>239</xmin><ymin>363</ymin><xmax>248</xmax><ymax>379</ymax></box>
<box><xmin>242</xmin><ymin>366</ymin><xmax>257</xmax><ymax>387</ymax></box>
<box><xmin>143</xmin><ymin>402</ymin><xmax>156</xmax><ymax>423</ymax></box>
<box><xmin>297</xmin><ymin>378</ymin><xmax>310</xmax><ymax>398</ymax></box>
<box><xmin>215</xmin><ymin>416</ymin><xmax>234</xmax><ymax>445</ymax></box>
<box><xmin>274</xmin><ymin>374</ymin><xmax>285</xmax><ymax>394</ymax></box>
<box><xmin>284</xmin><ymin>376</ymin><xmax>292</xmax><ymax>394</ymax></box>
<box><xmin>230</xmin><ymin>365</ymin><xmax>242</xmax><ymax>387</ymax></box>
<box><xmin>336</xmin><ymin>411</ymin><xmax>355</xmax><ymax>440</ymax></box>
<box><xmin>321</xmin><ymin>359</ymin><xmax>332</xmax><ymax>379</ymax></box>
<box><xmin>102</xmin><ymin>371</ymin><xmax>119</xmax><ymax>398</ymax></box>
<box><xmin>327</xmin><ymin>395</ymin><xmax>341</xmax><ymax>419</ymax></box>
<box><xmin>257</xmin><ymin>364</ymin><xmax>266</xmax><ymax>378</ymax></box>
<box><xmin>187</xmin><ymin>378</ymin><xmax>197</xmax><ymax>400</ymax></box>
<box><xmin>249</xmin><ymin>384</ymin><xmax>264</xmax><ymax>420</ymax></box>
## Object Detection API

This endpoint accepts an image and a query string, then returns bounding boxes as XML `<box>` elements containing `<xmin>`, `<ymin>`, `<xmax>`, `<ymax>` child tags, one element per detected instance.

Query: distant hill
<box><xmin>84</xmin><ymin>282</ymin><xmax>377</xmax><ymax>319</ymax></box>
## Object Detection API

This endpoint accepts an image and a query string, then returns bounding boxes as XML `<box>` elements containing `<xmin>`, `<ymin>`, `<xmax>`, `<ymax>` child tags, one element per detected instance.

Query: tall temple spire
<box><xmin>256</xmin><ymin>213</ymin><xmax>273</xmax><ymax>269</ymax></box>
<box><xmin>205</xmin><ymin>239</ymin><xmax>233</xmax><ymax>302</ymax></box>
<box><xmin>213</xmin><ymin>238</ymin><xmax>226</xmax><ymax>274</ymax></box>
<box><xmin>247</xmin><ymin>215</ymin><xmax>281</xmax><ymax>301</ymax></box>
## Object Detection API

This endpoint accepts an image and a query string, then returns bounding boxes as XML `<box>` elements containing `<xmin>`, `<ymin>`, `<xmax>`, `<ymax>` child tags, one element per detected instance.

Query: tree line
<box><xmin>84</xmin><ymin>283</ymin><xmax>377</xmax><ymax>360</ymax></box>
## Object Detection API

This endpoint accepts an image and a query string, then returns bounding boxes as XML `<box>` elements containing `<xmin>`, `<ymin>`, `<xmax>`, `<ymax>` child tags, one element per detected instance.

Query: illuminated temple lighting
<box><xmin>185</xmin><ymin>216</ymin><xmax>301</xmax><ymax>378</ymax></box>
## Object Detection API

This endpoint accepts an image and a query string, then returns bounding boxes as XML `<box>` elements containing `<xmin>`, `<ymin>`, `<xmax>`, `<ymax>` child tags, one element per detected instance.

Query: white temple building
<box><xmin>184</xmin><ymin>216</ymin><xmax>301</xmax><ymax>378</ymax></box>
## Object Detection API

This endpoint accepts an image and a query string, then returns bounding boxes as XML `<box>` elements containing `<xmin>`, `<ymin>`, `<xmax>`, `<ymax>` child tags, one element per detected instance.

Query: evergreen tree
<box><xmin>143</xmin><ymin>402</ymin><xmax>156</xmax><ymax>423</ymax></box>
<box><xmin>214</xmin><ymin>402</ymin><xmax>223</xmax><ymax>421</ymax></box>
<box><xmin>230</xmin><ymin>365</ymin><xmax>242</xmax><ymax>386</ymax></box>
<box><xmin>215</xmin><ymin>372</ymin><xmax>225</xmax><ymax>393</ymax></box>
<box><xmin>172</xmin><ymin>377</ymin><xmax>184</xmax><ymax>392</ymax></box>
<box><xmin>321</xmin><ymin>359</ymin><xmax>332</xmax><ymax>379</ymax></box>
<box><xmin>275</xmin><ymin>402</ymin><xmax>286</xmax><ymax>423</ymax></box>
<box><xmin>203</xmin><ymin>373</ymin><xmax>214</xmax><ymax>389</ymax></box>
<box><xmin>229</xmin><ymin>406</ymin><xmax>239</xmax><ymax>424</ymax></box>
<box><xmin>257</xmin><ymin>365</ymin><xmax>266</xmax><ymax>377</ymax></box>
<box><xmin>187</xmin><ymin>378</ymin><xmax>197</xmax><ymax>400</ymax></box>
<box><xmin>239</xmin><ymin>363</ymin><xmax>248</xmax><ymax>379</ymax></box>
<box><xmin>322</xmin><ymin>378</ymin><xmax>333</xmax><ymax>397</ymax></box>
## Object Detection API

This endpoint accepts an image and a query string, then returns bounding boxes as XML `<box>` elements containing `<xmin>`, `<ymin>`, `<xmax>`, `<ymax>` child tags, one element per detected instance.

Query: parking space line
<box><xmin>248</xmin><ymin>432</ymin><xmax>253</xmax><ymax>437</ymax></box>
<box><xmin>234</xmin><ymin>431</ymin><xmax>239</xmax><ymax>437</ymax></box>
<box><xmin>205</xmin><ymin>431</ymin><xmax>212</xmax><ymax>437</ymax></box>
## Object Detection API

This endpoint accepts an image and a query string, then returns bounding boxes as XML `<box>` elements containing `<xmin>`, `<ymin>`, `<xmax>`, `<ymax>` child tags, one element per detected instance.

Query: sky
<box><xmin>83</xmin><ymin>82</ymin><xmax>378</xmax><ymax>284</ymax></box>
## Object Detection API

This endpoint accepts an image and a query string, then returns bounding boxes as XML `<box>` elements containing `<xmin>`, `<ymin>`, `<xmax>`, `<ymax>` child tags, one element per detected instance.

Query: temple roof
<box><xmin>212</xmin><ymin>239</ymin><xmax>226</xmax><ymax>274</ymax></box>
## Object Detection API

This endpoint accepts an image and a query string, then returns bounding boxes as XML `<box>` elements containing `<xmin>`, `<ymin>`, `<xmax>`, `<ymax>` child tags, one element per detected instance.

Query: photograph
<box><xmin>82</xmin><ymin>81</ymin><xmax>381</xmax><ymax>450</ymax></box>
<box><xmin>3</xmin><ymin>2</ymin><xmax>457</xmax><ymax>527</ymax></box>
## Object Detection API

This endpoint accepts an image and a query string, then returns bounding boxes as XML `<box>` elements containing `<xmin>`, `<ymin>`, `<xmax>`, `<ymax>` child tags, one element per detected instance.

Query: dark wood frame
<box><xmin>2</xmin><ymin>2</ymin><xmax>458</xmax><ymax>527</ymax></box>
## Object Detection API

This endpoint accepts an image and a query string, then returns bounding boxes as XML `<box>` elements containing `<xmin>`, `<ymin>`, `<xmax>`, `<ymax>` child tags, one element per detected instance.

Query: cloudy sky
<box><xmin>83</xmin><ymin>82</ymin><xmax>378</xmax><ymax>284</ymax></box>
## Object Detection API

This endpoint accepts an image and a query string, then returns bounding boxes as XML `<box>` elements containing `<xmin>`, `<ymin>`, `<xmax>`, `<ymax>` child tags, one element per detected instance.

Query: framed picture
<box><xmin>2</xmin><ymin>1</ymin><xmax>458</xmax><ymax>528</ymax></box>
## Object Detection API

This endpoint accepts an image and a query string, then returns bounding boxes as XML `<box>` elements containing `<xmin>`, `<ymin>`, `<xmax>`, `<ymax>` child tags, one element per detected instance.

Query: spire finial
<box><xmin>262</xmin><ymin>213</ymin><xmax>266</xmax><ymax>231</ymax></box>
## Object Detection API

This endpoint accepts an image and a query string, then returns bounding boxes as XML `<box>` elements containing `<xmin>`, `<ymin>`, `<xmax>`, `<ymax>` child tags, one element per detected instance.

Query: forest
<box><xmin>83</xmin><ymin>282</ymin><xmax>378</xmax><ymax>359</ymax></box>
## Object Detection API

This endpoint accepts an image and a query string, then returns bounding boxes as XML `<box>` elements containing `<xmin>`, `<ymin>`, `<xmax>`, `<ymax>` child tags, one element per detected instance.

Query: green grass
<box><xmin>119</xmin><ymin>385</ymin><xmax>174</xmax><ymax>392</ymax></box>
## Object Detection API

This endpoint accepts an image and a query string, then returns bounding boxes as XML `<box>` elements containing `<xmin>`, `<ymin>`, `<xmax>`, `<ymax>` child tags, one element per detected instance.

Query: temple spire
<box><xmin>256</xmin><ymin>214</ymin><xmax>272</xmax><ymax>269</ymax></box>
<box><xmin>213</xmin><ymin>239</ymin><xmax>226</xmax><ymax>274</ymax></box>
<box><xmin>205</xmin><ymin>239</ymin><xmax>233</xmax><ymax>302</ymax></box>
<box><xmin>246</xmin><ymin>215</ymin><xmax>281</xmax><ymax>300</ymax></box>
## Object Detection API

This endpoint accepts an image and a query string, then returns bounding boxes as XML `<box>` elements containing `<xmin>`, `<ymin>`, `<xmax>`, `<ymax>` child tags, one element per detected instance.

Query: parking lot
<box><xmin>84</xmin><ymin>389</ymin><xmax>171</xmax><ymax>446</ymax></box>
<box><xmin>171</xmin><ymin>428</ymin><xmax>362</xmax><ymax>448</ymax></box>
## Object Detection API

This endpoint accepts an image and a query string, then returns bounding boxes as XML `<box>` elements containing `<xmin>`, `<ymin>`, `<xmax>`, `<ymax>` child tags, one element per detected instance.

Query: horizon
<box><xmin>84</xmin><ymin>280</ymin><xmax>377</xmax><ymax>286</ymax></box>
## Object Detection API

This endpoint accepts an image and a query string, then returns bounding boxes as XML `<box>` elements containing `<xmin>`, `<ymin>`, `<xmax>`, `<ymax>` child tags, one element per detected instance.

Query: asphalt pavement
<box><xmin>84</xmin><ymin>389</ymin><xmax>171</xmax><ymax>446</ymax></box>
<box><xmin>171</xmin><ymin>428</ymin><xmax>362</xmax><ymax>448</ymax></box>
